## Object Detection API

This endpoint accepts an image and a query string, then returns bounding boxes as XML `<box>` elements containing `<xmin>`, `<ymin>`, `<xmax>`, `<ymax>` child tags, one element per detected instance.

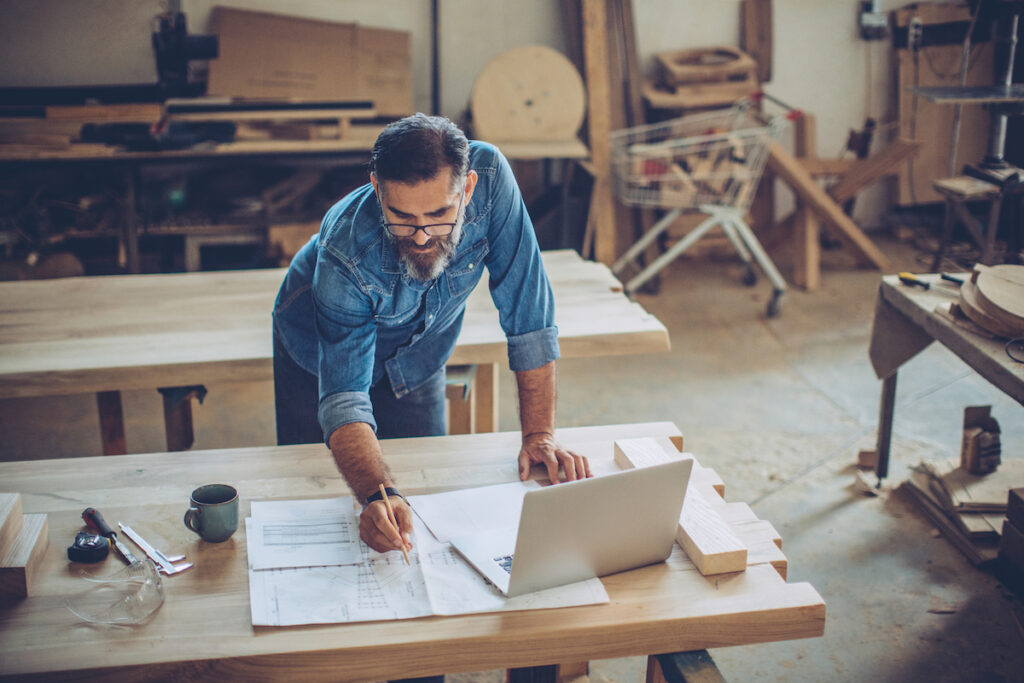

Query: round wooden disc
<box><xmin>471</xmin><ymin>45</ymin><xmax>586</xmax><ymax>142</ymax></box>
<box><xmin>959</xmin><ymin>279</ymin><xmax>1021</xmax><ymax>338</ymax></box>
<box><xmin>974</xmin><ymin>264</ymin><xmax>1024</xmax><ymax>330</ymax></box>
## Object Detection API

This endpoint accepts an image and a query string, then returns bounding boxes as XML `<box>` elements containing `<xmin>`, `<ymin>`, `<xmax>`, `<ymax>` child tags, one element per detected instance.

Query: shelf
<box><xmin>907</xmin><ymin>84</ymin><xmax>1024</xmax><ymax>104</ymax></box>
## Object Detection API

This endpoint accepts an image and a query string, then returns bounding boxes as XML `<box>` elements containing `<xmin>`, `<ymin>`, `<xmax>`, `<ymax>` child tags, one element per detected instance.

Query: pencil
<box><xmin>379</xmin><ymin>483</ymin><xmax>410</xmax><ymax>565</ymax></box>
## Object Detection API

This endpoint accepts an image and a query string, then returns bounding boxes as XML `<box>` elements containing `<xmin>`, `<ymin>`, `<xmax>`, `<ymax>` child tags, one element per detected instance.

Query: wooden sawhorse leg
<box><xmin>473</xmin><ymin>363</ymin><xmax>500</xmax><ymax>433</ymax></box>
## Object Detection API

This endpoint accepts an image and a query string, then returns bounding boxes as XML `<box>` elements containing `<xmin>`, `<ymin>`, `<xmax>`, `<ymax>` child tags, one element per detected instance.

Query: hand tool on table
<box><xmin>82</xmin><ymin>507</ymin><xmax>140</xmax><ymax>566</ymax></box>
<box><xmin>898</xmin><ymin>272</ymin><xmax>957</xmax><ymax>296</ymax></box>
<box><xmin>67</xmin><ymin>532</ymin><xmax>110</xmax><ymax>563</ymax></box>
<box><xmin>118</xmin><ymin>522</ymin><xmax>193</xmax><ymax>575</ymax></box>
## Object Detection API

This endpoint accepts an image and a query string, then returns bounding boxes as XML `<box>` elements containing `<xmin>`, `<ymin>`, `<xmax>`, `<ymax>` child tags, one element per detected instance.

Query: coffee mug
<box><xmin>184</xmin><ymin>484</ymin><xmax>238</xmax><ymax>543</ymax></box>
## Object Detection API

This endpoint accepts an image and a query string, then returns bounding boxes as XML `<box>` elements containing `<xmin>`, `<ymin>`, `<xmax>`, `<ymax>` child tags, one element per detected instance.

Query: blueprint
<box><xmin>246</xmin><ymin>493</ymin><xmax>609</xmax><ymax>627</ymax></box>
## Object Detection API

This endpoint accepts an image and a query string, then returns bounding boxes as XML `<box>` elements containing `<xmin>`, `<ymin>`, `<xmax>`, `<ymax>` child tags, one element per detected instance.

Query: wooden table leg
<box><xmin>474</xmin><ymin>363</ymin><xmax>500</xmax><ymax>433</ymax></box>
<box><xmin>158</xmin><ymin>385</ymin><xmax>207</xmax><ymax>452</ymax></box>
<box><xmin>96</xmin><ymin>390</ymin><xmax>126</xmax><ymax>455</ymax></box>
<box><xmin>874</xmin><ymin>372</ymin><xmax>898</xmax><ymax>484</ymax></box>
<box><xmin>647</xmin><ymin>651</ymin><xmax>724</xmax><ymax>683</ymax></box>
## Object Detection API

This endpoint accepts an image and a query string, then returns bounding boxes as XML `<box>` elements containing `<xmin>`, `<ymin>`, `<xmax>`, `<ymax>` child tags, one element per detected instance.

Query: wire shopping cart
<box><xmin>610</xmin><ymin>98</ymin><xmax>791</xmax><ymax>317</ymax></box>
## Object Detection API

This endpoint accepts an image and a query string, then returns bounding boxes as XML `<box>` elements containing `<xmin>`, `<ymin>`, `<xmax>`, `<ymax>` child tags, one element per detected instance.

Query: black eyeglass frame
<box><xmin>375</xmin><ymin>186</ymin><xmax>466</xmax><ymax>238</ymax></box>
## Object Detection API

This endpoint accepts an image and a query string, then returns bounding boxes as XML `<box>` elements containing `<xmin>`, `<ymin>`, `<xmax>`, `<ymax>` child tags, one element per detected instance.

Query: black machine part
<box><xmin>67</xmin><ymin>532</ymin><xmax>110</xmax><ymax>563</ymax></box>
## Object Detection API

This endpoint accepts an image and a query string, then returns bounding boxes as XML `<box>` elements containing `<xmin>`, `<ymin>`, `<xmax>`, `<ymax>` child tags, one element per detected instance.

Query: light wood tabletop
<box><xmin>0</xmin><ymin>421</ymin><xmax>825</xmax><ymax>682</ymax></box>
<box><xmin>0</xmin><ymin>250</ymin><xmax>669</xmax><ymax>446</ymax></box>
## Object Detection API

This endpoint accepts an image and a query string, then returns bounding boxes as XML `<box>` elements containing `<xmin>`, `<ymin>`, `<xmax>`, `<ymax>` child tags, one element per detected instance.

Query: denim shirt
<box><xmin>273</xmin><ymin>141</ymin><xmax>559</xmax><ymax>442</ymax></box>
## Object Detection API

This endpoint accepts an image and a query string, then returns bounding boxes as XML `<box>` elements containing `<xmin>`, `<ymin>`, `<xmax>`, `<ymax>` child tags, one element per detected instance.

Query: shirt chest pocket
<box><xmin>372</xmin><ymin>291</ymin><xmax>422</xmax><ymax>327</ymax></box>
<box><xmin>446</xmin><ymin>238</ymin><xmax>489</xmax><ymax>298</ymax></box>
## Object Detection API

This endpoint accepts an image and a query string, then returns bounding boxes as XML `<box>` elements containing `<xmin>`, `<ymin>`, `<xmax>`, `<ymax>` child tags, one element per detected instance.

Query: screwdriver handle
<box><xmin>82</xmin><ymin>507</ymin><xmax>114</xmax><ymax>537</ymax></box>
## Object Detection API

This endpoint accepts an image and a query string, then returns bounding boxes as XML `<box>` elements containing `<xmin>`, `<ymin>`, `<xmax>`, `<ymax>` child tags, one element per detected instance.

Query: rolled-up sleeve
<box><xmin>482</xmin><ymin>147</ymin><xmax>560</xmax><ymax>372</ymax></box>
<box><xmin>312</xmin><ymin>254</ymin><xmax>379</xmax><ymax>441</ymax></box>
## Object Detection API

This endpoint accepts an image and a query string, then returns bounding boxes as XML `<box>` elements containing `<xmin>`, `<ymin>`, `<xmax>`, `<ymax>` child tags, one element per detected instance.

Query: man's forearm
<box><xmin>327</xmin><ymin>421</ymin><xmax>392</xmax><ymax>503</ymax></box>
<box><xmin>515</xmin><ymin>360</ymin><xmax>557</xmax><ymax>438</ymax></box>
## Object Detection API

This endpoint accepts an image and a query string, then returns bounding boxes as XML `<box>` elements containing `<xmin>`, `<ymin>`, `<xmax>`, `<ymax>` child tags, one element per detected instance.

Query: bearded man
<box><xmin>272</xmin><ymin>114</ymin><xmax>590</xmax><ymax>554</ymax></box>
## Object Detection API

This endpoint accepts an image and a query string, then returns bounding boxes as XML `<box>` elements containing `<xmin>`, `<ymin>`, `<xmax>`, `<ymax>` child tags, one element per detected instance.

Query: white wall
<box><xmin>0</xmin><ymin>0</ymin><xmax>919</xmax><ymax>228</ymax></box>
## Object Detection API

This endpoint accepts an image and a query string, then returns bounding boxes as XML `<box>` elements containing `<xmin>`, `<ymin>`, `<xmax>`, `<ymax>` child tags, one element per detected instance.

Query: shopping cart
<box><xmin>610</xmin><ymin>98</ymin><xmax>790</xmax><ymax>317</ymax></box>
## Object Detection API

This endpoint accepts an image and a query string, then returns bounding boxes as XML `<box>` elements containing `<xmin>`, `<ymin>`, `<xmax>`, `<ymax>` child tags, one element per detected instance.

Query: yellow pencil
<box><xmin>379</xmin><ymin>483</ymin><xmax>410</xmax><ymax>565</ymax></box>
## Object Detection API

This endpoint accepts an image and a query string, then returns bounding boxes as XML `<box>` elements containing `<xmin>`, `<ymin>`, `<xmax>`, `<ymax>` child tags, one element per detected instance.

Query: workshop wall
<box><xmin>0</xmin><ymin>0</ymin><xmax>913</xmax><ymax>229</ymax></box>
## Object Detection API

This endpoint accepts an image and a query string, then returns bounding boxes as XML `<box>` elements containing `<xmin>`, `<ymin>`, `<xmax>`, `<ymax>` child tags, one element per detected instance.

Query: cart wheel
<box><xmin>741</xmin><ymin>265</ymin><xmax>757</xmax><ymax>287</ymax></box>
<box><xmin>766</xmin><ymin>289</ymin><xmax>785</xmax><ymax>318</ymax></box>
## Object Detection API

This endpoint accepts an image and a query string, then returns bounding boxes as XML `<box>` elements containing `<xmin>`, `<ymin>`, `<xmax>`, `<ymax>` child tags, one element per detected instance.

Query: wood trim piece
<box><xmin>614</xmin><ymin>438</ymin><xmax>748</xmax><ymax>576</ymax></box>
<box><xmin>582</xmin><ymin>0</ymin><xmax>618</xmax><ymax>265</ymax></box>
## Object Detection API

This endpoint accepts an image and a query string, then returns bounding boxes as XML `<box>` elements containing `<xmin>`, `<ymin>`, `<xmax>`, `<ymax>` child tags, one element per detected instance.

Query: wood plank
<box><xmin>798</xmin><ymin>157</ymin><xmax>857</xmax><ymax>176</ymax></box>
<box><xmin>765</xmin><ymin>142</ymin><xmax>889</xmax><ymax>270</ymax></box>
<box><xmin>0</xmin><ymin>514</ymin><xmax>48</xmax><ymax>601</ymax></box>
<box><xmin>614</xmin><ymin>438</ymin><xmax>748</xmax><ymax>576</ymax></box>
<box><xmin>792</xmin><ymin>114</ymin><xmax>820</xmax><ymax>291</ymax></box>
<box><xmin>741</xmin><ymin>0</ymin><xmax>773</xmax><ymax>84</ymax></box>
<box><xmin>582</xmin><ymin>0</ymin><xmax>619</xmax><ymax>265</ymax></box>
<box><xmin>827</xmin><ymin>139</ymin><xmax>920</xmax><ymax>204</ymax></box>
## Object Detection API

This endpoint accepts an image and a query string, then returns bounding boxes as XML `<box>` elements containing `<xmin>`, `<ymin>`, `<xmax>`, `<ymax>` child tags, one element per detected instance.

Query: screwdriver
<box><xmin>82</xmin><ymin>507</ymin><xmax>140</xmax><ymax>566</ymax></box>
<box><xmin>898</xmin><ymin>272</ymin><xmax>930</xmax><ymax>290</ymax></box>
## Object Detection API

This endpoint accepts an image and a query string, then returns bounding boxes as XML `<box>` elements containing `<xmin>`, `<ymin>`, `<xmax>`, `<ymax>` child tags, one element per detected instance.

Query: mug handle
<box><xmin>184</xmin><ymin>507</ymin><xmax>202</xmax><ymax>534</ymax></box>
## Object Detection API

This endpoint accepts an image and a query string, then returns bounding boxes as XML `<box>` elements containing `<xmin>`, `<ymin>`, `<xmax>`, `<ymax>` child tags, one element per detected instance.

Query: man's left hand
<box><xmin>517</xmin><ymin>432</ymin><xmax>592</xmax><ymax>483</ymax></box>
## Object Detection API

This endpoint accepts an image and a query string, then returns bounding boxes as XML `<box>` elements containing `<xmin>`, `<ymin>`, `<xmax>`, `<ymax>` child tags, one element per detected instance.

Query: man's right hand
<box><xmin>359</xmin><ymin>497</ymin><xmax>414</xmax><ymax>554</ymax></box>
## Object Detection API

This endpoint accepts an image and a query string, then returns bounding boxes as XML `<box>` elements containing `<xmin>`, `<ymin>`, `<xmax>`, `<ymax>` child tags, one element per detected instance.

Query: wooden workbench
<box><xmin>0</xmin><ymin>421</ymin><xmax>825</xmax><ymax>681</ymax></box>
<box><xmin>868</xmin><ymin>274</ymin><xmax>1024</xmax><ymax>481</ymax></box>
<box><xmin>0</xmin><ymin>250</ymin><xmax>669</xmax><ymax>451</ymax></box>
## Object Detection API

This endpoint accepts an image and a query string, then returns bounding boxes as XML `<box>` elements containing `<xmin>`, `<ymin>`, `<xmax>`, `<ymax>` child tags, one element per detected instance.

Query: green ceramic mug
<box><xmin>183</xmin><ymin>484</ymin><xmax>238</xmax><ymax>543</ymax></box>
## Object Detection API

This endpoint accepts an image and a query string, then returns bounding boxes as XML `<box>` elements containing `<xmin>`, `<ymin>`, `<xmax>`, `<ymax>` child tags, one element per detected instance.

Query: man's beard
<box><xmin>388</xmin><ymin>215</ymin><xmax>464</xmax><ymax>282</ymax></box>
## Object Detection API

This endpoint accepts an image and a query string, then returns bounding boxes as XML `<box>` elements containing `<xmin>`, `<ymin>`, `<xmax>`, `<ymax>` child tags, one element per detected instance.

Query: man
<box><xmin>273</xmin><ymin>114</ymin><xmax>591</xmax><ymax>555</ymax></box>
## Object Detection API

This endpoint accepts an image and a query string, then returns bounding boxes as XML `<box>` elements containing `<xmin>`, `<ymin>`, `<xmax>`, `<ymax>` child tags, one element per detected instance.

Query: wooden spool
<box><xmin>972</xmin><ymin>264</ymin><xmax>1024</xmax><ymax>335</ymax></box>
<box><xmin>470</xmin><ymin>45</ymin><xmax>586</xmax><ymax>142</ymax></box>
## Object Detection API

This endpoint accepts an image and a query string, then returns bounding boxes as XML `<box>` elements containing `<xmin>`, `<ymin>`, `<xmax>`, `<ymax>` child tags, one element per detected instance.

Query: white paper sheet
<box><xmin>247</xmin><ymin>497</ymin><xmax>360</xmax><ymax>570</ymax></box>
<box><xmin>246</xmin><ymin>493</ymin><xmax>609</xmax><ymax>627</ymax></box>
<box><xmin>408</xmin><ymin>480</ymin><xmax>540</xmax><ymax>542</ymax></box>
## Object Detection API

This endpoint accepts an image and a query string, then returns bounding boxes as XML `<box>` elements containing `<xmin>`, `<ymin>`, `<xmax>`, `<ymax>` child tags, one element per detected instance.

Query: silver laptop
<box><xmin>450</xmin><ymin>457</ymin><xmax>693</xmax><ymax>597</ymax></box>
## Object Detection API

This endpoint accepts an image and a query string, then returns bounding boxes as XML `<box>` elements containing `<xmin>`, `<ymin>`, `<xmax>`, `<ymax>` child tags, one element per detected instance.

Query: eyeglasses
<box><xmin>377</xmin><ymin>189</ymin><xmax>465</xmax><ymax>238</ymax></box>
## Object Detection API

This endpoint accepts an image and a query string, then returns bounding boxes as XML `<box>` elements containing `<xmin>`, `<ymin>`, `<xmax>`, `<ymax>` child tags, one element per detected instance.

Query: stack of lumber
<box><xmin>898</xmin><ymin>458</ymin><xmax>1024</xmax><ymax>566</ymax></box>
<box><xmin>949</xmin><ymin>264</ymin><xmax>1024</xmax><ymax>339</ymax></box>
<box><xmin>0</xmin><ymin>103</ymin><xmax>162</xmax><ymax>156</ymax></box>
<box><xmin>165</xmin><ymin>98</ymin><xmax>381</xmax><ymax>143</ymax></box>
<box><xmin>0</xmin><ymin>493</ymin><xmax>49</xmax><ymax>603</ymax></box>
<box><xmin>614</xmin><ymin>437</ymin><xmax>788</xmax><ymax>578</ymax></box>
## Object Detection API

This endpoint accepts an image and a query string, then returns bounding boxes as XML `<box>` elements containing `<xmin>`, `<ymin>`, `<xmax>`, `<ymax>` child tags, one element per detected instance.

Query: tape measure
<box><xmin>67</xmin><ymin>532</ymin><xmax>110</xmax><ymax>563</ymax></box>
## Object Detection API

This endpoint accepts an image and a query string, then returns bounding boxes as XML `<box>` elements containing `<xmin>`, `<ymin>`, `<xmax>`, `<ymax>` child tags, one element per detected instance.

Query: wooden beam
<box><xmin>582</xmin><ymin>0</ymin><xmax>618</xmax><ymax>265</ymax></box>
<box><xmin>614</xmin><ymin>438</ymin><xmax>748</xmax><ymax>576</ymax></box>
<box><xmin>793</xmin><ymin>114</ymin><xmax>820</xmax><ymax>291</ymax></box>
<box><xmin>765</xmin><ymin>142</ymin><xmax>889</xmax><ymax>270</ymax></box>
<box><xmin>827</xmin><ymin>138</ymin><xmax>920</xmax><ymax>204</ymax></box>
<box><xmin>799</xmin><ymin>157</ymin><xmax>857</xmax><ymax>177</ymax></box>
<box><xmin>741</xmin><ymin>0</ymin><xmax>773</xmax><ymax>84</ymax></box>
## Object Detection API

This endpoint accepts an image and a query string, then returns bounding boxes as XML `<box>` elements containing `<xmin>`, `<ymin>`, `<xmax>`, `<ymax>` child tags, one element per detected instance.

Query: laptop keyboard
<box><xmin>493</xmin><ymin>554</ymin><xmax>514</xmax><ymax>574</ymax></box>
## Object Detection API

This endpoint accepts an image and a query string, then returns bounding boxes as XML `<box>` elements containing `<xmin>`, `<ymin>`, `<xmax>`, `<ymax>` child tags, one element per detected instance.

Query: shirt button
<box><xmin>468</xmin><ymin>263</ymin><xmax>474</xmax><ymax>269</ymax></box>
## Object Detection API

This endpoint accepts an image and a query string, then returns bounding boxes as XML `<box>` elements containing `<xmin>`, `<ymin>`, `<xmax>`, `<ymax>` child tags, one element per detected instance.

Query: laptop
<box><xmin>450</xmin><ymin>457</ymin><xmax>693</xmax><ymax>597</ymax></box>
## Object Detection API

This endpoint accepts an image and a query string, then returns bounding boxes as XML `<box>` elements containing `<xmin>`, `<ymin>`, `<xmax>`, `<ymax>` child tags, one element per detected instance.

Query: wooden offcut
<box><xmin>0</xmin><ymin>513</ymin><xmax>48</xmax><ymax>601</ymax></box>
<box><xmin>0</xmin><ymin>494</ymin><xmax>23</xmax><ymax>555</ymax></box>
<box><xmin>614</xmin><ymin>438</ymin><xmax>748</xmax><ymax>576</ymax></box>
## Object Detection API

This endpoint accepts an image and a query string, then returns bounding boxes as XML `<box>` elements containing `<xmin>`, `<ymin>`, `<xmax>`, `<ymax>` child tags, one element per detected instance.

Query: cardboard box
<box><xmin>207</xmin><ymin>7</ymin><xmax>412</xmax><ymax>116</ymax></box>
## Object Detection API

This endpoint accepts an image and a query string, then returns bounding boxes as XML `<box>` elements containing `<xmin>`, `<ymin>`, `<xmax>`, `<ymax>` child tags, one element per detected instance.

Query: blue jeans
<box><xmin>273</xmin><ymin>331</ymin><xmax>447</xmax><ymax>445</ymax></box>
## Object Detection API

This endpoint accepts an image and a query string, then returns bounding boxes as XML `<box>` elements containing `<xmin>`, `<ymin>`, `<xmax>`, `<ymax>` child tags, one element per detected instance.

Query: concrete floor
<box><xmin>2</xmin><ymin>234</ymin><xmax>1023</xmax><ymax>681</ymax></box>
